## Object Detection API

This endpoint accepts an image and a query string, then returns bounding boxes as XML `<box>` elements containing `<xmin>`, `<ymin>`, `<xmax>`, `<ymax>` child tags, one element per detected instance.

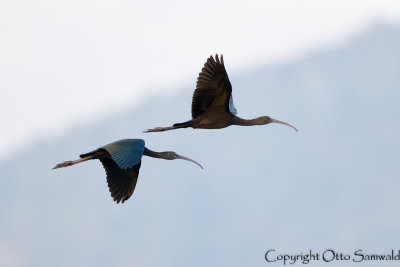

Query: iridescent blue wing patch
<box><xmin>229</xmin><ymin>95</ymin><xmax>238</xmax><ymax>114</ymax></box>
<box><xmin>101</xmin><ymin>139</ymin><xmax>145</xmax><ymax>170</ymax></box>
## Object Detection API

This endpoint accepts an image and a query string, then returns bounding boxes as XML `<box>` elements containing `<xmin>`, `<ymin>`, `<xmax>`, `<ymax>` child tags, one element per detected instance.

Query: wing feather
<box><xmin>191</xmin><ymin>54</ymin><xmax>233</xmax><ymax>118</ymax></box>
<box><xmin>98</xmin><ymin>139</ymin><xmax>145</xmax><ymax>203</ymax></box>
<box><xmin>101</xmin><ymin>139</ymin><xmax>145</xmax><ymax>170</ymax></box>
<box><xmin>79</xmin><ymin>139</ymin><xmax>145</xmax><ymax>203</ymax></box>
<box><xmin>100</xmin><ymin>158</ymin><xmax>141</xmax><ymax>203</ymax></box>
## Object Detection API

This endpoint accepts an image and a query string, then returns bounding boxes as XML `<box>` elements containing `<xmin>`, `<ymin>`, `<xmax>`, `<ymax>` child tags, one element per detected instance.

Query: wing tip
<box><xmin>206</xmin><ymin>53</ymin><xmax>224</xmax><ymax>65</ymax></box>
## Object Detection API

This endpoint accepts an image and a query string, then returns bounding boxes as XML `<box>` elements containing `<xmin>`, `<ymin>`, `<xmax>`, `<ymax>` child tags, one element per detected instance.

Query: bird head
<box><xmin>161</xmin><ymin>151</ymin><xmax>203</xmax><ymax>169</ymax></box>
<box><xmin>259</xmin><ymin>116</ymin><xmax>298</xmax><ymax>132</ymax></box>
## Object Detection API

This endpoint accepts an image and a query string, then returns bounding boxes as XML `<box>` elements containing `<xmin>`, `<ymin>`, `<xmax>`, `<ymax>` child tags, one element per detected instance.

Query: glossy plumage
<box><xmin>145</xmin><ymin>54</ymin><xmax>297</xmax><ymax>132</ymax></box>
<box><xmin>53</xmin><ymin>139</ymin><xmax>202</xmax><ymax>203</ymax></box>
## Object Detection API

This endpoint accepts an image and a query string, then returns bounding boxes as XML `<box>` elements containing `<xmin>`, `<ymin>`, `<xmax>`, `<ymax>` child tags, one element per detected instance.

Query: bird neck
<box><xmin>233</xmin><ymin>116</ymin><xmax>266</xmax><ymax>126</ymax></box>
<box><xmin>143</xmin><ymin>147</ymin><xmax>165</xmax><ymax>159</ymax></box>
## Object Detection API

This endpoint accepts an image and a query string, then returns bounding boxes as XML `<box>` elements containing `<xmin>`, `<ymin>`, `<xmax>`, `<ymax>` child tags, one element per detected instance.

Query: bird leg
<box><xmin>53</xmin><ymin>156</ymin><xmax>94</xmax><ymax>169</ymax></box>
<box><xmin>144</xmin><ymin>120</ymin><xmax>193</xmax><ymax>133</ymax></box>
<box><xmin>143</xmin><ymin>126</ymin><xmax>174</xmax><ymax>133</ymax></box>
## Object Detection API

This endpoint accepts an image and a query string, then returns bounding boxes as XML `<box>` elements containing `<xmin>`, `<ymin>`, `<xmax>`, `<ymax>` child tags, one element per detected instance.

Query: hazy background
<box><xmin>1</xmin><ymin>1</ymin><xmax>400</xmax><ymax>266</ymax></box>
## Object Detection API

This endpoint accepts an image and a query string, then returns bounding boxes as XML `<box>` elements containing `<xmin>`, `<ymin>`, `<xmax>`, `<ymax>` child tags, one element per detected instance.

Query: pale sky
<box><xmin>1</xmin><ymin>0</ymin><xmax>399</xmax><ymax>162</ymax></box>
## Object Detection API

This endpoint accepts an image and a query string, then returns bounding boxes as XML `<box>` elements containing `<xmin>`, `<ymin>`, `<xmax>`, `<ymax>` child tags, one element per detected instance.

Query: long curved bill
<box><xmin>270</xmin><ymin>118</ymin><xmax>298</xmax><ymax>132</ymax></box>
<box><xmin>176</xmin><ymin>154</ymin><xmax>203</xmax><ymax>169</ymax></box>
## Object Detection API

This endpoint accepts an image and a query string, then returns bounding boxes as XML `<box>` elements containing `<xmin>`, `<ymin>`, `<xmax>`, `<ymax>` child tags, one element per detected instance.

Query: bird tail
<box><xmin>52</xmin><ymin>154</ymin><xmax>96</xmax><ymax>169</ymax></box>
<box><xmin>143</xmin><ymin>120</ymin><xmax>193</xmax><ymax>133</ymax></box>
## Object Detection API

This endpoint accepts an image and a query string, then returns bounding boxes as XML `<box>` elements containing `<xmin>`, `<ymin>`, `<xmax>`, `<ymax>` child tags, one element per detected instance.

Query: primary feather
<box><xmin>191</xmin><ymin>54</ymin><xmax>233</xmax><ymax>118</ymax></box>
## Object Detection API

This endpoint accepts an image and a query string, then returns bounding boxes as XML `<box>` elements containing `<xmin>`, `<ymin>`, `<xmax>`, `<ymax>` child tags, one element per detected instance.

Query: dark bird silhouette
<box><xmin>144</xmin><ymin>54</ymin><xmax>297</xmax><ymax>133</ymax></box>
<box><xmin>53</xmin><ymin>139</ymin><xmax>203</xmax><ymax>203</ymax></box>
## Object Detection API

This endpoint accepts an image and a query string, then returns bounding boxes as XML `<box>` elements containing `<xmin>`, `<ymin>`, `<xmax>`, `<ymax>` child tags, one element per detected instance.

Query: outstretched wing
<box><xmin>99</xmin><ymin>139</ymin><xmax>145</xmax><ymax>203</ymax></box>
<box><xmin>191</xmin><ymin>54</ymin><xmax>234</xmax><ymax>118</ymax></box>
<box><xmin>101</xmin><ymin>139</ymin><xmax>145</xmax><ymax>170</ymax></box>
<box><xmin>100</xmin><ymin>158</ymin><xmax>141</xmax><ymax>203</ymax></box>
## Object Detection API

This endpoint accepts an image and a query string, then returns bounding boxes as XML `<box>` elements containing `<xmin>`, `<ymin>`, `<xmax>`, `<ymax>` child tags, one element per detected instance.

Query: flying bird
<box><xmin>53</xmin><ymin>139</ymin><xmax>203</xmax><ymax>203</ymax></box>
<box><xmin>145</xmin><ymin>54</ymin><xmax>297</xmax><ymax>133</ymax></box>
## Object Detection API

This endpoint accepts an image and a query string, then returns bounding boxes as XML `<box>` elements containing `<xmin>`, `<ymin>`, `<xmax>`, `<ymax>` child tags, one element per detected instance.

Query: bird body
<box><xmin>53</xmin><ymin>139</ymin><xmax>202</xmax><ymax>203</ymax></box>
<box><xmin>183</xmin><ymin>110</ymin><xmax>233</xmax><ymax>129</ymax></box>
<box><xmin>194</xmin><ymin>108</ymin><xmax>233</xmax><ymax>129</ymax></box>
<box><xmin>145</xmin><ymin>54</ymin><xmax>297</xmax><ymax>133</ymax></box>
